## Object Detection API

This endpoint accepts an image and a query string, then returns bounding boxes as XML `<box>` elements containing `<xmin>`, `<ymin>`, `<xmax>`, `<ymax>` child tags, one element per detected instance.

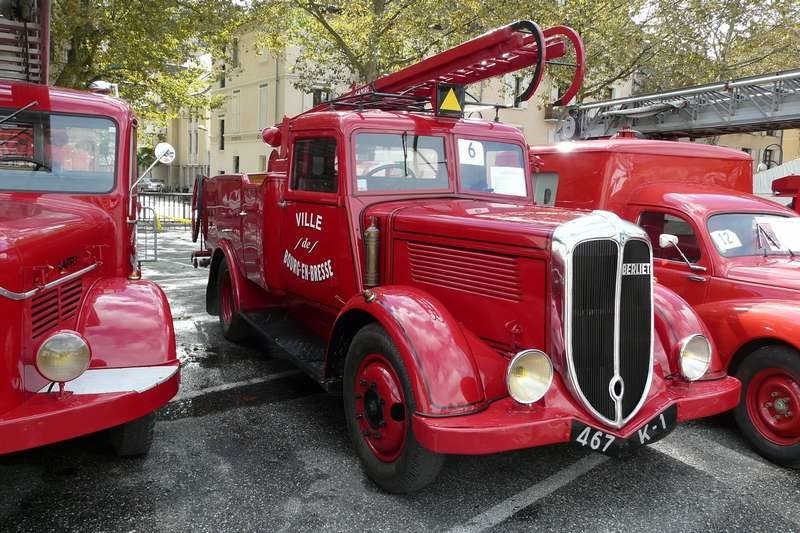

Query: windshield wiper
<box><xmin>0</xmin><ymin>100</ymin><xmax>37</xmax><ymax>127</ymax></box>
<box><xmin>0</xmin><ymin>156</ymin><xmax>51</xmax><ymax>171</ymax></box>
<box><xmin>755</xmin><ymin>222</ymin><xmax>792</xmax><ymax>257</ymax></box>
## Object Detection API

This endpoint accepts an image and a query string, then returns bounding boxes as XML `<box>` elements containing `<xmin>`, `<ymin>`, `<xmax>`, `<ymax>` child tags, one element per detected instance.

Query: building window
<box><xmin>259</xmin><ymin>155</ymin><xmax>267</xmax><ymax>172</ymax></box>
<box><xmin>603</xmin><ymin>87</ymin><xmax>615</xmax><ymax>100</ymax></box>
<box><xmin>513</xmin><ymin>76</ymin><xmax>522</xmax><ymax>108</ymax></box>
<box><xmin>219</xmin><ymin>119</ymin><xmax>225</xmax><ymax>150</ymax></box>
<box><xmin>291</xmin><ymin>138</ymin><xmax>338</xmax><ymax>193</ymax></box>
<box><xmin>219</xmin><ymin>63</ymin><xmax>226</xmax><ymax>88</ymax></box>
<box><xmin>763</xmin><ymin>148</ymin><xmax>775</xmax><ymax>167</ymax></box>
<box><xmin>312</xmin><ymin>88</ymin><xmax>331</xmax><ymax>107</ymax></box>
<box><xmin>233</xmin><ymin>156</ymin><xmax>240</xmax><ymax>174</ymax></box>
<box><xmin>229</xmin><ymin>91</ymin><xmax>240</xmax><ymax>132</ymax></box>
<box><xmin>259</xmin><ymin>84</ymin><xmax>269</xmax><ymax>129</ymax></box>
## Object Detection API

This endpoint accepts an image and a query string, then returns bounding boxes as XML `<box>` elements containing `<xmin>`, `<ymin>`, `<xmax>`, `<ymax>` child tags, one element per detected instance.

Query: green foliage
<box><xmin>50</xmin><ymin>0</ymin><xmax>246</xmax><ymax>122</ymax></box>
<box><xmin>249</xmin><ymin>0</ymin><xmax>799</xmax><ymax>102</ymax></box>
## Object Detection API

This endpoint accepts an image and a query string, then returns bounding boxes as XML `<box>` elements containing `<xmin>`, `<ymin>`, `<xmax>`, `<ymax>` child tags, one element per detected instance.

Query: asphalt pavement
<box><xmin>1</xmin><ymin>228</ymin><xmax>798</xmax><ymax>532</ymax></box>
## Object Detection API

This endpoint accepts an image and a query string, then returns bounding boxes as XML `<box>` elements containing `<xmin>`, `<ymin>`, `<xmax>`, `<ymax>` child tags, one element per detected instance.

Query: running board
<box><xmin>241</xmin><ymin>312</ymin><xmax>341</xmax><ymax>393</ymax></box>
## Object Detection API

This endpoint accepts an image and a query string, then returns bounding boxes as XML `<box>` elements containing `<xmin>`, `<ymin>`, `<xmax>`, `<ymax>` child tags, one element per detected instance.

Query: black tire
<box><xmin>734</xmin><ymin>345</ymin><xmax>800</xmax><ymax>468</ymax></box>
<box><xmin>217</xmin><ymin>259</ymin><xmax>250</xmax><ymax>342</ymax></box>
<box><xmin>109</xmin><ymin>413</ymin><xmax>155</xmax><ymax>457</ymax></box>
<box><xmin>343</xmin><ymin>323</ymin><xmax>445</xmax><ymax>493</ymax></box>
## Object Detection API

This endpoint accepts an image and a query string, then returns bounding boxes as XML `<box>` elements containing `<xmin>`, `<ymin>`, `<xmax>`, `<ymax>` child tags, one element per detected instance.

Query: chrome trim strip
<box><xmin>0</xmin><ymin>263</ymin><xmax>97</xmax><ymax>301</ymax></box>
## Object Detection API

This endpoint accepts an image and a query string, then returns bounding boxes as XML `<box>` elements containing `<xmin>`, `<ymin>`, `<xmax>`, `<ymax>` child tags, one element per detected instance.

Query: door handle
<box><xmin>688</xmin><ymin>274</ymin><xmax>707</xmax><ymax>282</ymax></box>
<box><xmin>239</xmin><ymin>211</ymin><xmax>247</xmax><ymax>217</ymax></box>
<box><xmin>278</xmin><ymin>200</ymin><xmax>288</xmax><ymax>208</ymax></box>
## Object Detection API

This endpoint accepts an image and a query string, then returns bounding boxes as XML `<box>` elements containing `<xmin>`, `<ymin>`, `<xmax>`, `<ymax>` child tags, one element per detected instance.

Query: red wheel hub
<box><xmin>746</xmin><ymin>367</ymin><xmax>800</xmax><ymax>446</ymax></box>
<box><xmin>220</xmin><ymin>271</ymin><xmax>233</xmax><ymax>326</ymax></box>
<box><xmin>353</xmin><ymin>353</ymin><xmax>407</xmax><ymax>462</ymax></box>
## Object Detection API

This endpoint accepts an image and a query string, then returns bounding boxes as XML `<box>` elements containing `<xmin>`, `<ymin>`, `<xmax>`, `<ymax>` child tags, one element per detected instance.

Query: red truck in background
<box><xmin>532</xmin><ymin>135</ymin><xmax>800</xmax><ymax>467</ymax></box>
<box><xmin>0</xmin><ymin>0</ymin><xmax>179</xmax><ymax>456</ymax></box>
<box><xmin>192</xmin><ymin>22</ymin><xmax>740</xmax><ymax>493</ymax></box>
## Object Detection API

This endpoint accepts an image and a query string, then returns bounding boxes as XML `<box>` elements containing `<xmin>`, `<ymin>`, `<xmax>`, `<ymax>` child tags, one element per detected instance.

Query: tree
<box><xmin>250</xmin><ymin>0</ymin><xmax>800</xmax><ymax>103</ymax></box>
<box><xmin>50</xmin><ymin>0</ymin><xmax>246</xmax><ymax>121</ymax></box>
<box><xmin>636</xmin><ymin>0</ymin><xmax>800</xmax><ymax>92</ymax></box>
<box><xmin>250</xmin><ymin>0</ymin><xmax>487</xmax><ymax>92</ymax></box>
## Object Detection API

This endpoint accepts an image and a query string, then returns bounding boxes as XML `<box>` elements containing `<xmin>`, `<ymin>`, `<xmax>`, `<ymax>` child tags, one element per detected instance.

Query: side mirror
<box><xmin>659</xmin><ymin>233</ymin><xmax>679</xmax><ymax>249</ymax></box>
<box><xmin>154</xmin><ymin>142</ymin><xmax>176</xmax><ymax>165</ymax></box>
<box><xmin>129</xmin><ymin>142</ymin><xmax>177</xmax><ymax>218</ymax></box>
<box><xmin>658</xmin><ymin>233</ymin><xmax>706</xmax><ymax>272</ymax></box>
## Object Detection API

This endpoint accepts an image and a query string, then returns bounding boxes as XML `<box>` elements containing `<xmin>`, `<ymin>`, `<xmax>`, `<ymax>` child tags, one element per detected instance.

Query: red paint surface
<box><xmin>0</xmin><ymin>81</ymin><xmax>178</xmax><ymax>453</ymax></box>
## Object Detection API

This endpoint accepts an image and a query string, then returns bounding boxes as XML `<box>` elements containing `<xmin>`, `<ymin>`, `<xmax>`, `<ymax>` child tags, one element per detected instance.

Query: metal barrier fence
<box><xmin>138</xmin><ymin>192</ymin><xmax>192</xmax><ymax>226</ymax></box>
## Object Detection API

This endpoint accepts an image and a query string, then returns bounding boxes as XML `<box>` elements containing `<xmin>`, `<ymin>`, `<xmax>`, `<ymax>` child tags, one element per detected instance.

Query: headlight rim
<box><xmin>506</xmin><ymin>348</ymin><xmax>554</xmax><ymax>405</ymax></box>
<box><xmin>34</xmin><ymin>330</ymin><xmax>92</xmax><ymax>383</ymax></box>
<box><xmin>678</xmin><ymin>333</ymin><xmax>711</xmax><ymax>382</ymax></box>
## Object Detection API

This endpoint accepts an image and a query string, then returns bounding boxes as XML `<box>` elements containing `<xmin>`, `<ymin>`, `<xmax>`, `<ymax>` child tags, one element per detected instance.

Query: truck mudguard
<box><xmin>335</xmin><ymin>286</ymin><xmax>493</xmax><ymax>416</ymax></box>
<box><xmin>209</xmin><ymin>240</ymin><xmax>269</xmax><ymax>314</ymax></box>
<box><xmin>694</xmin><ymin>299</ymin><xmax>800</xmax><ymax>370</ymax></box>
<box><xmin>653</xmin><ymin>283</ymin><xmax>724</xmax><ymax>375</ymax></box>
<box><xmin>76</xmin><ymin>278</ymin><xmax>177</xmax><ymax>367</ymax></box>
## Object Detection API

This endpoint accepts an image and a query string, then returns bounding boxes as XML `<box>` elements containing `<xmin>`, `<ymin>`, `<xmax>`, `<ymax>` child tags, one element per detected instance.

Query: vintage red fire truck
<box><xmin>532</xmin><ymin>134</ymin><xmax>800</xmax><ymax>466</ymax></box>
<box><xmin>192</xmin><ymin>22</ymin><xmax>740</xmax><ymax>492</ymax></box>
<box><xmin>0</xmin><ymin>0</ymin><xmax>179</xmax><ymax>456</ymax></box>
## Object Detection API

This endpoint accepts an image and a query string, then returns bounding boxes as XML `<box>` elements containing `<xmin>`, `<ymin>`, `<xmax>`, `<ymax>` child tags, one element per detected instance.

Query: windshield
<box><xmin>354</xmin><ymin>133</ymin><xmax>449</xmax><ymax>193</ymax></box>
<box><xmin>0</xmin><ymin>109</ymin><xmax>117</xmax><ymax>193</ymax></box>
<box><xmin>458</xmin><ymin>139</ymin><xmax>526</xmax><ymax>197</ymax></box>
<box><xmin>707</xmin><ymin>213</ymin><xmax>800</xmax><ymax>257</ymax></box>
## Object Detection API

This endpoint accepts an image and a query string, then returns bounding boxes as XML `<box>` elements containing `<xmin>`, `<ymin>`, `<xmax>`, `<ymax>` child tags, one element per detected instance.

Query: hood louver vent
<box><xmin>407</xmin><ymin>242</ymin><xmax>522</xmax><ymax>301</ymax></box>
<box><xmin>30</xmin><ymin>278</ymin><xmax>83</xmax><ymax>339</ymax></box>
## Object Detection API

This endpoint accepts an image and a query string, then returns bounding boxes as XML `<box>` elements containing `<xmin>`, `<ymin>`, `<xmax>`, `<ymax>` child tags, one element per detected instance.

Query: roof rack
<box><xmin>311</xmin><ymin>20</ymin><xmax>584</xmax><ymax>115</ymax></box>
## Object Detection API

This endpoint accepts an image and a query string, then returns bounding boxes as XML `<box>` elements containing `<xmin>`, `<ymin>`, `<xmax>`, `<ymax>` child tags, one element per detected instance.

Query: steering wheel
<box><xmin>0</xmin><ymin>156</ymin><xmax>49</xmax><ymax>171</ymax></box>
<box><xmin>364</xmin><ymin>163</ymin><xmax>417</xmax><ymax>179</ymax></box>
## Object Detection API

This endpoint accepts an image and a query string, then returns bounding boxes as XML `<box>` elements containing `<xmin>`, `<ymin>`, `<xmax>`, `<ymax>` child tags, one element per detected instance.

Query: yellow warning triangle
<box><xmin>440</xmin><ymin>88</ymin><xmax>462</xmax><ymax>112</ymax></box>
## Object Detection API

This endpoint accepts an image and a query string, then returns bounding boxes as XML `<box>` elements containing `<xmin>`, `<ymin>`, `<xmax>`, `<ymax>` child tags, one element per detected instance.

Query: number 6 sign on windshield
<box><xmin>458</xmin><ymin>139</ymin><xmax>484</xmax><ymax>166</ymax></box>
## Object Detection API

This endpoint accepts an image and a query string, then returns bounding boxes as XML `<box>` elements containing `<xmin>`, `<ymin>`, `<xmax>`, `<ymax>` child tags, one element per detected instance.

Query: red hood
<box><xmin>723</xmin><ymin>256</ymin><xmax>800</xmax><ymax>292</ymax></box>
<box><xmin>374</xmin><ymin>198</ymin><xmax>583</xmax><ymax>249</ymax></box>
<box><xmin>0</xmin><ymin>194</ymin><xmax>113</xmax><ymax>294</ymax></box>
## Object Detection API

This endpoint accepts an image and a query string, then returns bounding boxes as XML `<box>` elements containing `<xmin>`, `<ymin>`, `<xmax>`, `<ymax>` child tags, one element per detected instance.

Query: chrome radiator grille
<box><xmin>554</xmin><ymin>212</ymin><xmax>654</xmax><ymax>428</ymax></box>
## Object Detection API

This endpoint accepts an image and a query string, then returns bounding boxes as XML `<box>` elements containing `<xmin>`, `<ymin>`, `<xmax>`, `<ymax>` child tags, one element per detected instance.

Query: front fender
<box><xmin>76</xmin><ymin>278</ymin><xmax>176</xmax><ymax>368</ymax></box>
<box><xmin>653</xmin><ymin>283</ymin><xmax>722</xmax><ymax>375</ymax></box>
<box><xmin>336</xmin><ymin>286</ymin><xmax>500</xmax><ymax>416</ymax></box>
<box><xmin>695</xmin><ymin>299</ymin><xmax>800</xmax><ymax>368</ymax></box>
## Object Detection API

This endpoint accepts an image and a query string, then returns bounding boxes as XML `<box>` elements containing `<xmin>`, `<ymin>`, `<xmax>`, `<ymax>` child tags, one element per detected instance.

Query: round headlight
<box><xmin>35</xmin><ymin>331</ymin><xmax>91</xmax><ymax>383</ymax></box>
<box><xmin>507</xmin><ymin>349</ymin><xmax>553</xmax><ymax>405</ymax></box>
<box><xmin>679</xmin><ymin>334</ymin><xmax>711</xmax><ymax>381</ymax></box>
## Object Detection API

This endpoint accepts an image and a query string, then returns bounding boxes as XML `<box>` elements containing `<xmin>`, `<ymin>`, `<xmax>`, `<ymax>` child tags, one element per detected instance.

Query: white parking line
<box><xmin>652</xmin><ymin>428</ymin><xmax>800</xmax><ymax>526</ymax></box>
<box><xmin>172</xmin><ymin>369</ymin><xmax>304</xmax><ymax>402</ymax></box>
<box><xmin>447</xmin><ymin>454</ymin><xmax>609</xmax><ymax>533</ymax></box>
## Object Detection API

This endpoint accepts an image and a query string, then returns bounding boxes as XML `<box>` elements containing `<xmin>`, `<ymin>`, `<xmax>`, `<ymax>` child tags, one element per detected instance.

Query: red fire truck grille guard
<box><xmin>30</xmin><ymin>277</ymin><xmax>83</xmax><ymax>339</ymax></box>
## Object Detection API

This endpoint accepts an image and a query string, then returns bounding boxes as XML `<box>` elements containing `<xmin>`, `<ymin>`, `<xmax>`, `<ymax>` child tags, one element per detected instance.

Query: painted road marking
<box><xmin>652</xmin><ymin>429</ymin><xmax>800</xmax><ymax>526</ymax></box>
<box><xmin>173</xmin><ymin>369</ymin><xmax>304</xmax><ymax>402</ymax></box>
<box><xmin>447</xmin><ymin>454</ymin><xmax>609</xmax><ymax>533</ymax></box>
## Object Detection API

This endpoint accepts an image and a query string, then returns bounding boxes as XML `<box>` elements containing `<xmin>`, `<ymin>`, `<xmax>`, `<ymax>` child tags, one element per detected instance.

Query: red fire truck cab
<box><xmin>0</xmin><ymin>1</ymin><xmax>179</xmax><ymax>456</ymax></box>
<box><xmin>533</xmin><ymin>136</ymin><xmax>800</xmax><ymax>467</ymax></box>
<box><xmin>193</xmin><ymin>23</ymin><xmax>739</xmax><ymax>492</ymax></box>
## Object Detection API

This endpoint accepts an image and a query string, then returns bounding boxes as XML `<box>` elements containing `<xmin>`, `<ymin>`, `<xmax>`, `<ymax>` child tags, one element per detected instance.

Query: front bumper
<box><xmin>0</xmin><ymin>363</ymin><xmax>179</xmax><ymax>455</ymax></box>
<box><xmin>412</xmin><ymin>375</ymin><xmax>740</xmax><ymax>455</ymax></box>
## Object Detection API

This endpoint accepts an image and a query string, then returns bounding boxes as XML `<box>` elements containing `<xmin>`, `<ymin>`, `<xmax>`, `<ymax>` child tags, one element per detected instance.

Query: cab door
<box><xmin>633</xmin><ymin>207</ymin><xmax>711</xmax><ymax>307</ymax></box>
<box><xmin>278</xmin><ymin>133</ymin><xmax>355</xmax><ymax>318</ymax></box>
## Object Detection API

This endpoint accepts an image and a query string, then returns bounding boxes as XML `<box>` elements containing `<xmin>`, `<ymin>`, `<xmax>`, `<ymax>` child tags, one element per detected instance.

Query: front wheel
<box><xmin>343</xmin><ymin>323</ymin><xmax>444</xmax><ymax>493</ymax></box>
<box><xmin>734</xmin><ymin>345</ymin><xmax>800</xmax><ymax>467</ymax></box>
<box><xmin>109</xmin><ymin>413</ymin><xmax>155</xmax><ymax>457</ymax></box>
